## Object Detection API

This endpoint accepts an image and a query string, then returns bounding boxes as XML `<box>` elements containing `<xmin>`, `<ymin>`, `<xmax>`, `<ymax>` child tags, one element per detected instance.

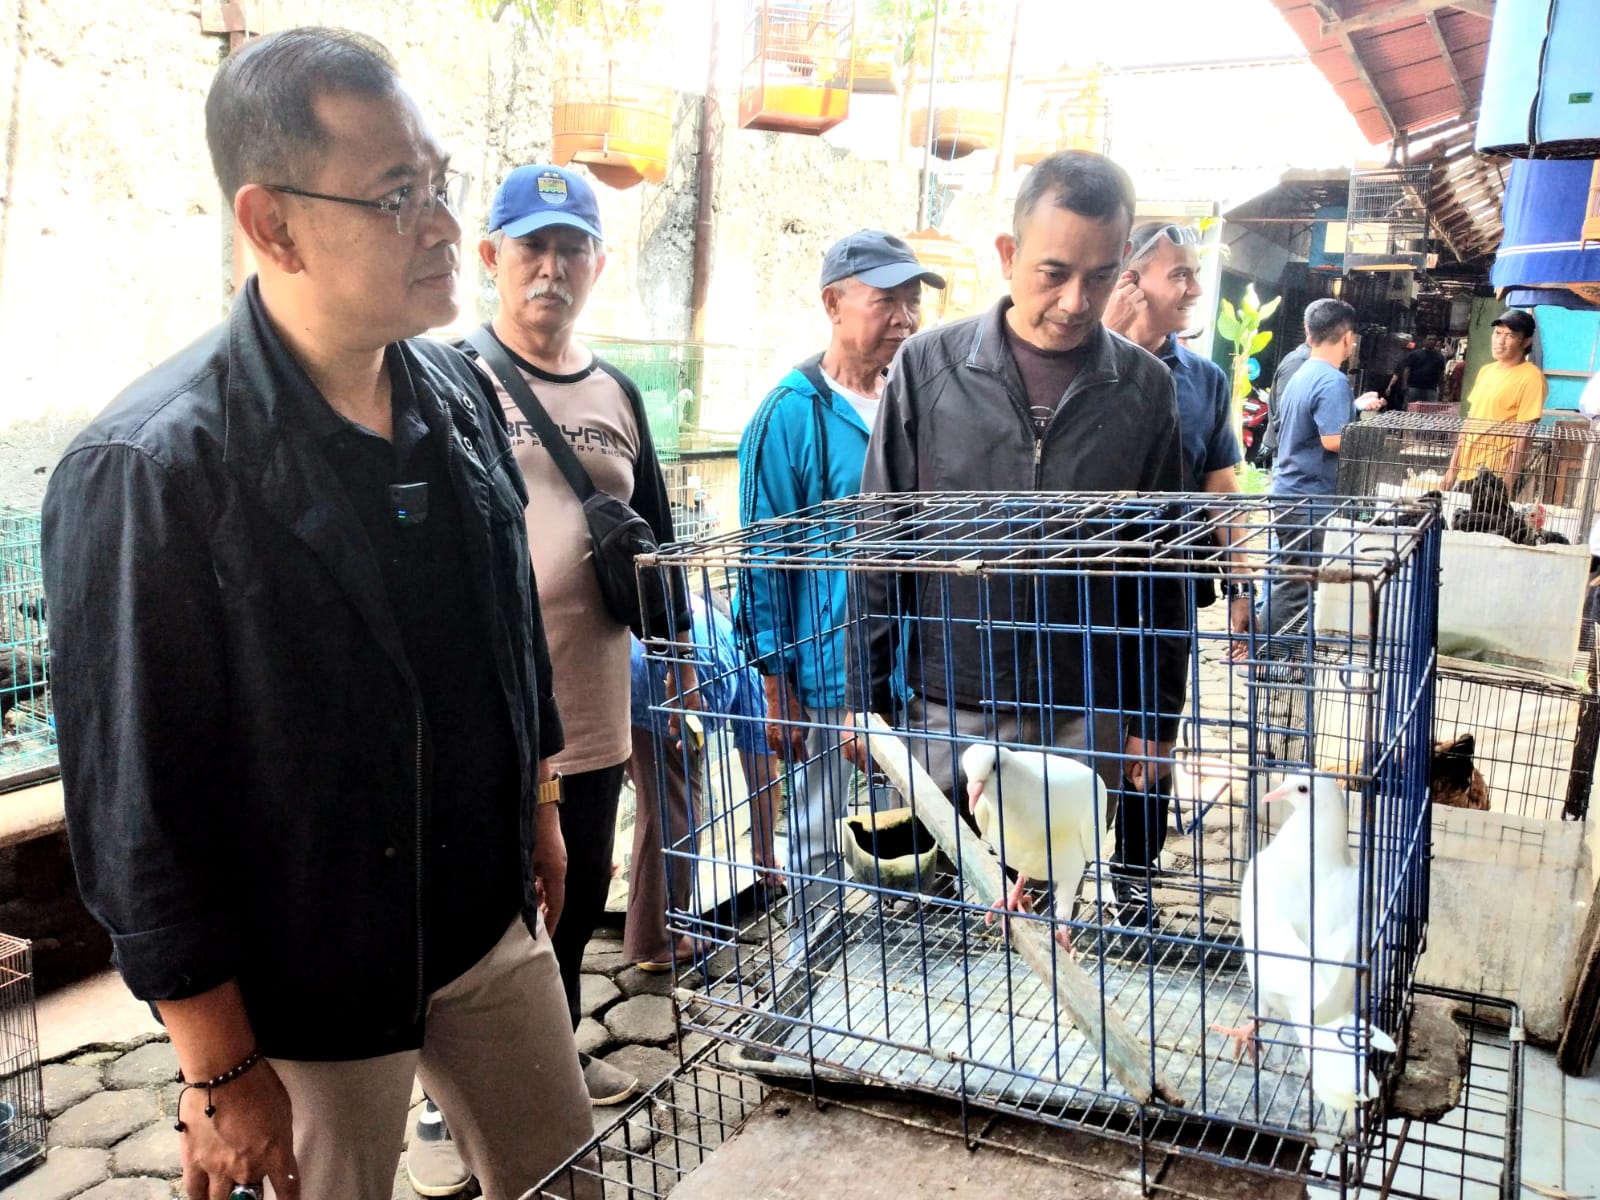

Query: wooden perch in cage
<box><xmin>861</xmin><ymin>714</ymin><xmax>1184</xmax><ymax>1108</ymax></box>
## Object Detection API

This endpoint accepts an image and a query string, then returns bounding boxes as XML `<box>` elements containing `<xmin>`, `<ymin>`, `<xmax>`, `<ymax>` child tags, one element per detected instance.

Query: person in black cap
<box><xmin>1442</xmin><ymin>308</ymin><xmax>1547</xmax><ymax>492</ymax></box>
<box><xmin>736</xmin><ymin>229</ymin><xmax>943</xmax><ymax>949</ymax></box>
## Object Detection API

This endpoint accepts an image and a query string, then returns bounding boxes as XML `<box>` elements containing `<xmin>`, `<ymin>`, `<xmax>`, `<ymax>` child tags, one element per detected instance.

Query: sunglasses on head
<box><xmin>1129</xmin><ymin>223</ymin><xmax>1202</xmax><ymax>264</ymax></box>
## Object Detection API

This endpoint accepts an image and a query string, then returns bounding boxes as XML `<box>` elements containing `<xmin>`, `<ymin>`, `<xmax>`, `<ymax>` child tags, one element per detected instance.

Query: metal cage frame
<box><xmin>0</xmin><ymin>935</ymin><xmax>44</xmax><ymax>1186</ymax></box>
<box><xmin>636</xmin><ymin>491</ymin><xmax>1444</xmax><ymax>1188</ymax></box>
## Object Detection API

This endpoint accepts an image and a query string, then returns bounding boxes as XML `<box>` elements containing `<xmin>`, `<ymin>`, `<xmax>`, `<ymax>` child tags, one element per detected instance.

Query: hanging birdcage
<box><xmin>739</xmin><ymin>0</ymin><xmax>854</xmax><ymax>136</ymax></box>
<box><xmin>552</xmin><ymin>54</ymin><xmax>674</xmax><ymax>189</ymax></box>
<box><xmin>1015</xmin><ymin>68</ymin><xmax>1111</xmax><ymax>167</ymax></box>
<box><xmin>905</xmin><ymin>9</ymin><xmax>1003</xmax><ymax>160</ymax></box>
<box><xmin>1345</xmin><ymin>164</ymin><xmax>1432</xmax><ymax>272</ymax></box>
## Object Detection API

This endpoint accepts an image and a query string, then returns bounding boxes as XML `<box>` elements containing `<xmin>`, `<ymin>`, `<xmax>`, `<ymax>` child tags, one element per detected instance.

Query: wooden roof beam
<box><xmin>1309</xmin><ymin>0</ymin><xmax>1401</xmax><ymax>143</ymax></box>
<box><xmin>1425</xmin><ymin>9</ymin><xmax>1473</xmax><ymax>115</ymax></box>
<box><xmin>1320</xmin><ymin>0</ymin><xmax>1491</xmax><ymax>38</ymax></box>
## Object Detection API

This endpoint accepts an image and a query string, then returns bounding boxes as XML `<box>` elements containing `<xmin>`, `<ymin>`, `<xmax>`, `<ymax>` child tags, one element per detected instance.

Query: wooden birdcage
<box><xmin>552</xmin><ymin>57</ymin><xmax>674</xmax><ymax>189</ymax></box>
<box><xmin>1014</xmin><ymin>68</ymin><xmax>1110</xmax><ymax>167</ymax></box>
<box><xmin>739</xmin><ymin>0</ymin><xmax>854</xmax><ymax>135</ymax></box>
<box><xmin>902</xmin><ymin>227</ymin><xmax>983</xmax><ymax>324</ymax></box>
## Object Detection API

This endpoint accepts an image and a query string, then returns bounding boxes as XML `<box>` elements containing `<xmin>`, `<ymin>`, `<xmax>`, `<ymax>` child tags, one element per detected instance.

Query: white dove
<box><xmin>1211</xmin><ymin>773</ymin><xmax>1392</xmax><ymax>1112</ymax></box>
<box><xmin>960</xmin><ymin>743</ymin><xmax>1111</xmax><ymax>954</ymax></box>
<box><xmin>1294</xmin><ymin>1014</ymin><xmax>1397</xmax><ymax>1115</ymax></box>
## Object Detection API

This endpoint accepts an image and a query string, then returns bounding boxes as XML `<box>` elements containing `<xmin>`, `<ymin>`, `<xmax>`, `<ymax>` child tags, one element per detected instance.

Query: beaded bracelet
<box><xmin>173</xmin><ymin>1048</ymin><xmax>263</xmax><ymax>1132</ymax></box>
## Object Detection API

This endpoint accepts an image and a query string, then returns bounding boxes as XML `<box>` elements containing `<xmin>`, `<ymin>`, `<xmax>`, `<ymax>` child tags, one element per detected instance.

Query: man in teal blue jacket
<box><xmin>736</xmin><ymin>230</ymin><xmax>943</xmax><ymax>948</ymax></box>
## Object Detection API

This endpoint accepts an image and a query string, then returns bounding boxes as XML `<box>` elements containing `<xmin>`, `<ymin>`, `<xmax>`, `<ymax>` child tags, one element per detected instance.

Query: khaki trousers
<box><xmin>624</xmin><ymin>726</ymin><xmax>701</xmax><ymax>965</ymax></box>
<box><xmin>266</xmin><ymin>915</ymin><xmax>599</xmax><ymax>1200</ymax></box>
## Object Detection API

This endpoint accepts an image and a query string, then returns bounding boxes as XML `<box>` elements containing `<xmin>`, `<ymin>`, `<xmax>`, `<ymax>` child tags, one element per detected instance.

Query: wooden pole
<box><xmin>862</xmin><ymin>714</ymin><xmax>1183</xmax><ymax>1108</ymax></box>
<box><xmin>915</xmin><ymin>1</ymin><xmax>941</xmax><ymax>229</ymax></box>
<box><xmin>991</xmin><ymin>0</ymin><xmax>1022</xmax><ymax>193</ymax></box>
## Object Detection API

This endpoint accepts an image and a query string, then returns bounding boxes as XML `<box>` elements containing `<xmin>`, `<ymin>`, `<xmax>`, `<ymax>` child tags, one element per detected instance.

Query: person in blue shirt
<box><xmin>736</xmin><ymin>230</ymin><xmax>944</xmax><ymax>938</ymax></box>
<box><xmin>1259</xmin><ymin>298</ymin><xmax>1382</xmax><ymax>634</ymax></box>
<box><xmin>1103</xmin><ymin>221</ymin><xmax>1250</xmax><ymax>908</ymax></box>
<box><xmin>625</xmin><ymin>592</ymin><xmax>778</xmax><ymax>970</ymax></box>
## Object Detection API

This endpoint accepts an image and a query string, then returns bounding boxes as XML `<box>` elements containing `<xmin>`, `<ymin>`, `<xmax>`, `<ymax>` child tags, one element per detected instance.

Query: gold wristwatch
<box><xmin>537</xmin><ymin>772</ymin><xmax>563</xmax><ymax>806</ymax></box>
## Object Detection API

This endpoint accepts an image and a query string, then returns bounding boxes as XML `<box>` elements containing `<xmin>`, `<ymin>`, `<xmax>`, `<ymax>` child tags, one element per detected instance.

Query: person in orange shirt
<box><xmin>1442</xmin><ymin>309</ymin><xmax>1548</xmax><ymax>491</ymax></box>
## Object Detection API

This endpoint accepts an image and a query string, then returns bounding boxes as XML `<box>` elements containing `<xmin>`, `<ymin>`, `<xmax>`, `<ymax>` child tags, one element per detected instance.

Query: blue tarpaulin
<box><xmin>1490</xmin><ymin>158</ymin><xmax>1600</xmax><ymax>291</ymax></box>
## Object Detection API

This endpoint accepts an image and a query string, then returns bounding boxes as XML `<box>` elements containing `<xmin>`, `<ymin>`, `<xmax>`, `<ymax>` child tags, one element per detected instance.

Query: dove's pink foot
<box><xmin>983</xmin><ymin>874</ymin><xmax>1033</xmax><ymax>937</ymax></box>
<box><xmin>1053</xmin><ymin>925</ymin><xmax>1075</xmax><ymax>958</ymax></box>
<box><xmin>1209</xmin><ymin>1020</ymin><xmax>1260</xmax><ymax>1065</ymax></box>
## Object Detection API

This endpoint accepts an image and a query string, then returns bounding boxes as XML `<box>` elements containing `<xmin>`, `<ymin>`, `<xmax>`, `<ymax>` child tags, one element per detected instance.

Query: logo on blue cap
<box><xmin>537</xmin><ymin>172</ymin><xmax>568</xmax><ymax>205</ymax></box>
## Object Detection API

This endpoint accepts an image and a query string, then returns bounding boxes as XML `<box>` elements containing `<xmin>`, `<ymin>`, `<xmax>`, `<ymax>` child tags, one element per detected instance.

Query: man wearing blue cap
<box><xmin>736</xmin><ymin>230</ymin><xmax>943</xmax><ymax>948</ymax></box>
<box><xmin>453</xmin><ymin>163</ymin><xmax>691</xmax><ymax>1121</ymax></box>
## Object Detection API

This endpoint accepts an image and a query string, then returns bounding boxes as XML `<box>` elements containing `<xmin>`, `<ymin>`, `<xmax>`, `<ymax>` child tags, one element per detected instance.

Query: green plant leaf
<box><xmin>1217</xmin><ymin>309</ymin><xmax>1242</xmax><ymax>341</ymax></box>
<box><xmin>1250</xmin><ymin>331</ymin><xmax>1273</xmax><ymax>354</ymax></box>
<box><xmin>1259</xmin><ymin>296</ymin><xmax>1282</xmax><ymax>321</ymax></box>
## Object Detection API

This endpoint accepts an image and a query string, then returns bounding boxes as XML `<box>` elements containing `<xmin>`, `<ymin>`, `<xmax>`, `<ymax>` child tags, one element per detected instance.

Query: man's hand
<box><xmin>1354</xmin><ymin>391</ymin><xmax>1385</xmax><ymax>412</ymax></box>
<box><xmin>761</xmin><ymin>674</ymin><xmax>808</xmax><ymax>763</ymax></box>
<box><xmin>664</xmin><ymin>657</ymin><xmax>702</xmax><ymax>746</ymax></box>
<box><xmin>1226</xmin><ymin>595</ymin><xmax>1252</xmax><ymax>662</ymax></box>
<box><xmin>1123</xmin><ymin>735</ymin><xmax>1175</xmax><ymax>793</ymax></box>
<box><xmin>532</xmin><ymin>798</ymin><xmax>568</xmax><ymax>937</ymax></box>
<box><xmin>838</xmin><ymin>710</ymin><xmax>872</xmax><ymax>773</ymax></box>
<box><xmin>178</xmin><ymin>1057</ymin><xmax>300</xmax><ymax>1200</ymax></box>
<box><xmin>1101</xmin><ymin>270</ymin><xmax>1148</xmax><ymax>337</ymax></box>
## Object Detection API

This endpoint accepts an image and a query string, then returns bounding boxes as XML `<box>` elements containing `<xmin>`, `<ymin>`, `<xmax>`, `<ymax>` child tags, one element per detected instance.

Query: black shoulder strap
<box><xmin>464</xmin><ymin>325</ymin><xmax>596</xmax><ymax>503</ymax></box>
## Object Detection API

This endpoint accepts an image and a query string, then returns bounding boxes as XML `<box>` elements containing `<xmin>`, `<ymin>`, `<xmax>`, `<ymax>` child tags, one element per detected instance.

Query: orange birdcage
<box><xmin>739</xmin><ymin>0</ymin><xmax>854</xmax><ymax>135</ymax></box>
<box><xmin>552</xmin><ymin>57</ymin><xmax>674</xmax><ymax>189</ymax></box>
<box><xmin>903</xmin><ymin>227</ymin><xmax>984</xmax><ymax>324</ymax></box>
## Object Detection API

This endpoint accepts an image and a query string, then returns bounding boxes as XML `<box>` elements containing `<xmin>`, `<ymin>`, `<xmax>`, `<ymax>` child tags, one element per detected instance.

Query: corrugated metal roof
<box><xmin>1268</xmin><ymin>1</ymin><xmax>1503</xmax><ymax>264</ymax></box>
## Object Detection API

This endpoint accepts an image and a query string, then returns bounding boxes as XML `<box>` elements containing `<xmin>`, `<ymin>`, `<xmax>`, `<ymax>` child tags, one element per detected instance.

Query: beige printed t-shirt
<box><xmin>475</xmin><ymin>344</ymin><xmax>640</xmax><ymax>775</ymax></box>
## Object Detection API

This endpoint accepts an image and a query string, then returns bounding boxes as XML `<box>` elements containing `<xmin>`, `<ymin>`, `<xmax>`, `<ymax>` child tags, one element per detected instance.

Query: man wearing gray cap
<box><xmin>736</xmin><ymin>230</ymin><xmax>943</xmax><ymax>946</ymax></box>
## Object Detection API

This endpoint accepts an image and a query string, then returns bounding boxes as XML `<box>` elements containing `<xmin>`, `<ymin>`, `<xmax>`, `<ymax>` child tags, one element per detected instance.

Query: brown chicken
<box><xmin>1430</xmin><ymin>732</ymin><xmax>1490</xmax><ymax>811</ymax></box>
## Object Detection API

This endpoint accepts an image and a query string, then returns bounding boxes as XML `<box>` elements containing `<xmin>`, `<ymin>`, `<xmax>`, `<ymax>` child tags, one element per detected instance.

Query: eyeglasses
<box><xmin>1128</xmin><ymin>223</ymin><xmax>1202</xmax><ymax>265</ymax></box>
<box><xmin>265</xmin><ymin>171</ymin><xmax>471</xmax><ymax>237</ymax></box>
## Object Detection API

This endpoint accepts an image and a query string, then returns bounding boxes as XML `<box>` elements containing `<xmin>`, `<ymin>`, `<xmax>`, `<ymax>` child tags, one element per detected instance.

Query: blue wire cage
<box><xmin>639</xmin><ymin>490</ymin><xmax>1443</xmax><ymax>1192</ymax></box>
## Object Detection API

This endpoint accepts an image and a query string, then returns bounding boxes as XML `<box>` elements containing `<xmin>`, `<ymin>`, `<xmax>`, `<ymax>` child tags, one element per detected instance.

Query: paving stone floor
<box><xmin>14</xmin><ymin>927</ymin><xmax>706</xmax><ymax>1200</ymax></box>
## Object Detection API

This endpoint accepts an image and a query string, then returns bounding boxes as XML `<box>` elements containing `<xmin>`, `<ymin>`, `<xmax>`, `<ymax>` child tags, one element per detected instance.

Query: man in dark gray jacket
<box><xmin>849</xmin><ymin>150</ymin><xmax>1187</xmax><ymax>925</ymax></box>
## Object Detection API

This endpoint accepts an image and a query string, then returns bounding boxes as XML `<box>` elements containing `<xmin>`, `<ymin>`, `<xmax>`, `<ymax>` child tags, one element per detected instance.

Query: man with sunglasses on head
<box><xmin>40</xmin><ymin>30</ymin><xmax>597</xmax><ymax>1200</ymax></box>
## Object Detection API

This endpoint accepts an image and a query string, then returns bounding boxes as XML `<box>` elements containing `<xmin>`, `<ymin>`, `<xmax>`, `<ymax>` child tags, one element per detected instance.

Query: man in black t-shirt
<box><xmin>1391</xmin><ymin>334</ymin><xmax>1446</xmax><ymax>409</ymax></box>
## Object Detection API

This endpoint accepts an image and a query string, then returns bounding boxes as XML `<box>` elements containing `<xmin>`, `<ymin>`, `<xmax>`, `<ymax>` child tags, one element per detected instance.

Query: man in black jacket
<box><xmin>41</xmin><ymin>29</ymin><xmax>594</xmax><ymax>1200</ymax></box>
<box><xmin>849</xmin><ymin>150</ymin><xmax>1188</xmax><ymax>925</ymax></box>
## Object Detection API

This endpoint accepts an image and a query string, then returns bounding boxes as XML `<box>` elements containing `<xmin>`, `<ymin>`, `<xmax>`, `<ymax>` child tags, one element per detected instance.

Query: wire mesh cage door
<box><xmin>0</xmin><ymin>509</ymin><xmax>54</xmax><ymax>789</ymax></box>
<box><xmin>641</xmin><ymin>492</ymin><xmax>1442</xmax><ymax>1189</ymax></box>
<box><xmin>0</xmin><ymin>935</ymin><xmax>44</xmax><ymax>1185</ymax></box>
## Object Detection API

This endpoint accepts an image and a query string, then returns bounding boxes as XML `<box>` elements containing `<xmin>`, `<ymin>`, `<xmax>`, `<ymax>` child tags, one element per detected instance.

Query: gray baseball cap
<box><xmin>820</xmin><ymin>230</ymin><xmax>946</xmax><ymax>290</ymax></box>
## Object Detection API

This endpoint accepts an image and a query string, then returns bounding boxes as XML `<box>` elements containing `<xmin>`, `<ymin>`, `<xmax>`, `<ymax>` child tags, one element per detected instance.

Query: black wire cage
<box><xmin>637</xmin><ymin>491</ymin><xmax>1444</xmax><ymax>1191</ymax></box>
<box><xmin>1337</xmin><ymin>412</ymin><xmax>1600</xmax><ymax>546</ymax></box>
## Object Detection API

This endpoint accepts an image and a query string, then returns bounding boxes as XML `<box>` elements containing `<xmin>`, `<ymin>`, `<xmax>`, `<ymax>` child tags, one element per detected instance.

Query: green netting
<box><xmin>590</xmin><ymin>341</ymin><xmax>707</xmax><ymax>460</ymax></box>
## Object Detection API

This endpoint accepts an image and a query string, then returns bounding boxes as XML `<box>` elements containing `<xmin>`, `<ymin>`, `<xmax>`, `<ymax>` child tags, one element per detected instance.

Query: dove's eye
<box><xmin>1297</xmin><ymin>783</ymin><xmax>1309</xmax><ymax>794</ymax></box>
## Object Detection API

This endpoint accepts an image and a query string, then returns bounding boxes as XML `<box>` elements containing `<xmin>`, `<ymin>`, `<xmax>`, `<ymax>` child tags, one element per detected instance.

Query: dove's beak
<box><xmin>966</xmin><ymin>780</ymin><xmax>984</xmax><ymax>809</ymax></box>
<box><xmin>1262</xmin><ymin>784</ymin><xmax>1290</xmax><ymax>803</ymax></box>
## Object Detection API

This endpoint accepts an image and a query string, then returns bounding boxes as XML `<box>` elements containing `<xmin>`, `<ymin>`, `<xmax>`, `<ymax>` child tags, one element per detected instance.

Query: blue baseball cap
<box><xmin>489</xmin><ymin>164</ymin><xmax>603</xmax><ymax>242</ymax></box>
<box><xmin>820</xmin><ymin>230</ymin><xmax>946</xmax><ymax>290</ymax></box>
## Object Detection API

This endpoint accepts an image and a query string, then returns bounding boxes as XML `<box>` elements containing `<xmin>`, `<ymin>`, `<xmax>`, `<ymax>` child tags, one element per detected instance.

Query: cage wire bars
<box><xmin>637</xmin><ymin>490</ymin><xmax>1443</xmax><ymax>1190</ymax></box>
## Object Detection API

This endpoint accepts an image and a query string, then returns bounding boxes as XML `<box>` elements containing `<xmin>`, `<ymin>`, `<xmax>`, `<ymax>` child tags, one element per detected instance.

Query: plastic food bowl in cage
<box><xmin>840</xmin><ymin>808</ymin><xmax>940</xmax><ymax>892</ymax></box>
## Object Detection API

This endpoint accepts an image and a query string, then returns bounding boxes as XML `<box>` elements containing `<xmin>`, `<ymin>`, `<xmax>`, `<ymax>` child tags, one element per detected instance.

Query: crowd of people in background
<box><xmin>36</xmin><ymin>23</ymin><xmax>1569</xmax><ymax>1200</ymax></box>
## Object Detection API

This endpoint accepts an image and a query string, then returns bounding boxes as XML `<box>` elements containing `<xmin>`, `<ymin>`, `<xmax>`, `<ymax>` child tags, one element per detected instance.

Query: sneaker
<box><xmin>407</xmin><ymin>1100</ymin><xmax>471</xmax><ymax>1197</ymax></box>
<box><xmin>581</xmin><ymin>1052</ymin><xmax>639</xmax><ymax>1105</ymax></box>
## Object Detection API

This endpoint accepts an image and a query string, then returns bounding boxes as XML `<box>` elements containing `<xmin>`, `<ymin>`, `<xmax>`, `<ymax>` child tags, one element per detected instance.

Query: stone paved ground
<box><xmin>17</xmin><ymin>927</ymin><xmax>705</xmax><ymax>1200</ymax></box>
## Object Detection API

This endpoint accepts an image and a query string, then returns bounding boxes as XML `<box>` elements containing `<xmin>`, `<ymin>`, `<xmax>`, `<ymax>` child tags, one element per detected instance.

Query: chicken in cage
<box><xmin>640</xmin><ymin>491</ymin><xmax>1443</xmax><ymax>1191</ymax></box>
<box><xmin>1339</xmin><ymin>412</ymin><xmax>1600</xmax><ymax>545</ymax></box>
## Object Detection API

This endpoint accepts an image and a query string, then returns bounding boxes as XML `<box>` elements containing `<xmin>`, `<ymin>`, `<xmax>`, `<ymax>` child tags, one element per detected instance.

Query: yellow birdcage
<box><xmin>738</xmin><ymin>0</ymin><xmax>854</xmax><ymax>135</ymax></box>
<box><xmin>904</xmin><ymin>10</ymin><xmax>1004</xmax><ymax>160</ymax></box>
<box><xmin>903</xmin><ymin>227</ymin><xmax>983</xmax><ymax>324</ymax></box>
<box><xmin>1014</xmin><ymin>68</ymin><xmax>1110</xmax><ymax>167</ymax></box>
<box><xmin>552</xmin><ymin>59</ymin><xmax>674</xmax><ymax>189</ymax></box>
